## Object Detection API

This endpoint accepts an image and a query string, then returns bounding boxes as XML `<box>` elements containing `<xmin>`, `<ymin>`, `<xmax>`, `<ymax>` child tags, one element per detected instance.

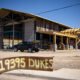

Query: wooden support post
<box><xmin>34</xmin><ymin>21</ymin><xmax>36</xmax><ymax>41</ymax></box>
<box><xmin>0</xmin><ymin>25</ymin><xmax>3</xmax><ymax>49</ymax></box>
<box><xmin>75</xmin><ymin>38</ymin><xmax>78</xmax><ymax>49</ymax></box>
<box><xmin>66</xmin><ymin>37</ymin><xmax>69</xmax><ymax>50</ymax></box>
<box><xmin>53</xmin><ymin>34</ymin><xmax>57</xmax><ymax>51</ymax></box>
<box><xmin>61</xmin><ymin>36</ymin><xmax>65</xmax><ymax>50</ymax></box>
<box><xmin>61</xmin><ymin>36</ymin><xmax>63</xmax><ymax>43</ymax></box>
<box><xmin>40</xmin><ymin>33</ymin><xmax>43</xmax><ymax>49</ymax></box>
<box><xmin>49</xmin><ymin>35</ymin><xmax>51</xmax><ymax>43</ymax></box>
<box><xmin>12</xmin><ymin>14</ymin><xmax>15</xmax><ymax>46</ymax></box>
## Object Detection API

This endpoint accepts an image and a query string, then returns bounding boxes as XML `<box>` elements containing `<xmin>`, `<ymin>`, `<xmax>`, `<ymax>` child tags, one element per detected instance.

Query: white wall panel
<box><xmin>24</xmin><ymin>19</ymin><xmax>34</xmax><ymax>42</ymax></box>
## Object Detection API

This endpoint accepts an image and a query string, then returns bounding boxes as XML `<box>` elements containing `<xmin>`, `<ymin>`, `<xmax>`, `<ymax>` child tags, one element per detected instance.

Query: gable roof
<box><xmin>0</xmin><ymin>8</ymin><xmax>71</xmax><ymax>29</ymax></box>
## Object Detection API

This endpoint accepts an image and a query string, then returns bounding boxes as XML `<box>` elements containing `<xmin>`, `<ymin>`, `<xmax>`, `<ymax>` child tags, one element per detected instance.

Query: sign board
<box><xmin>0</xmin><ymin>56</ymin><xmax>53</xmax><ymax>74</ymax></box>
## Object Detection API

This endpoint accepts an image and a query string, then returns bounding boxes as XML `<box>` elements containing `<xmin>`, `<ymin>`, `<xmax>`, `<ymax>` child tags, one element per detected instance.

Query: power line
<box><xmin>37</xmin><ymin>3</ymin><xmax>80</xmax><ymax>15</ymax></box>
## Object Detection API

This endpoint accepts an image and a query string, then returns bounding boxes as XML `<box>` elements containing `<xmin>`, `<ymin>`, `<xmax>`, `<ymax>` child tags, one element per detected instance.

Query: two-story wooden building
<box><xmin>0</xmin><ymin>8</ymin><xmax>78</xmax><ymax>51</ymax></box>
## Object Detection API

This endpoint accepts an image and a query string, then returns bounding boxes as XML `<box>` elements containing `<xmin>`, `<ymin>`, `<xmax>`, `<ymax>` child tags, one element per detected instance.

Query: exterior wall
<box><xmin>53</xmin><ymin>24</ymin><xmax>59</xmax><ymax>31</ymax></box>
<box><xmin>24</xmin><ymin>19</ymin><xmax>35</xmax><ymax>42</ymax></box>
<box><xmin>36</xmin><ymin>19</ymin><xmax>67</xmax><ymax>32</ymax></box>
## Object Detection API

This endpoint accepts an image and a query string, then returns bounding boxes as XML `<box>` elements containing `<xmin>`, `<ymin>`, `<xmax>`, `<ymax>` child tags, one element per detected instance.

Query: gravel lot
<box><xmin>0</xmin><ymin>50</ymin><xmax>80</xmax><ymax>80</ymax></box>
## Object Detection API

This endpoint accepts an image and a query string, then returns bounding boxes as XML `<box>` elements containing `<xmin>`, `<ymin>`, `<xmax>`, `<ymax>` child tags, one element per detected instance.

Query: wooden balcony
<box><xmin>36</xmin><ymin>27</ymin><xmax>77</xmax><ymax>38</ymax></box>
<box><xmin>36</xmin><ymin>27</ymin><xmax>51</xmax><ymax>32</ymax></box>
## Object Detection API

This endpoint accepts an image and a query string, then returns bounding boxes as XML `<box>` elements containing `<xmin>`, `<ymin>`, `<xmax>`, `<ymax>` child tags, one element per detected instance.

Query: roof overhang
<box><xmin>61</xmin><ymin>28</ymin><xmax>80</xmax><ymax>35</ymax></box>
<box><xmin>0</xmin><ymin>9</ymin><xmax>10</xmax><ymax>18</ymax></box>
<box><xmin>0</xmin><ymin>8</ymin><xmax>35</xmax><ymax>18</ymax></box>
<box><xmin>0</xmin><ymin>8</ymin><xmax>71</xmax><ymax>29</ymax></box>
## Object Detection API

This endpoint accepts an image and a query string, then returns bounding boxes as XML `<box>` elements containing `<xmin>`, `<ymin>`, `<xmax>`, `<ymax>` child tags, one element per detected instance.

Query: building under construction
<box><xmin>0</xmin><ymin>8</ymin><xmax>80</xmax><ymax>51</ymax></box>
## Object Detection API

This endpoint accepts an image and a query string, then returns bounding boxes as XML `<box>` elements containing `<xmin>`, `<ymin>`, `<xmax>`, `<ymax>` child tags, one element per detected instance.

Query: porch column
<box><xmin>61</xmin><ymin>36</ymin><xmax>63</xmax><ymax>43</ymax></box>
<box><xmin>60</xmin><ymin>36</ymin><xmax>65</xmax><ymax>50</ymax></box>
<box><xmin>40</xmin><ymin>33</ymin><xmax>43</xmax><ymax>49</ymax></box>
<box><xmin>66</xmin><ymin>37</ymin><xmax>69</xmax><ymax>50</ymax></box>
<box><xmin>0</xmin><ymin>18</ymin><xmax>4</xmax><ymax>49</ymax></box>
<box><xmin>12</xmin><ymin>14</ymin><xmax>15</xmax><ymax>46</ymax></box>
<box><xmin>75</xmin><ymin>38</ymin><xmax>78</xmax><ymax>49</ymax></box>
<box><xmin>0</xmin><ymin>26</ymin><xmax>3</xmax><ymax>49</ymax></box>
<box><xmin>34</xmin><ymin>21</ymin><xmax>36</xmax><ymax>41</ymax></box>
<box><xmin>53</xmin><ymin>34</ymin><xmax>57</xmax><ymax>51</ymax></box>
<box><xmin>49</xmin><ymin>35</ymin><xmax>51</xmax><ymax>43</ymax></box>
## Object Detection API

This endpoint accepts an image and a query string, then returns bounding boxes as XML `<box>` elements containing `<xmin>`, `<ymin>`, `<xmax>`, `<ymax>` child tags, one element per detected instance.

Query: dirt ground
<box><xmin>0</xmin><ymin>50</ymin><xmax>80</xmax><ymax>80</ymax></box>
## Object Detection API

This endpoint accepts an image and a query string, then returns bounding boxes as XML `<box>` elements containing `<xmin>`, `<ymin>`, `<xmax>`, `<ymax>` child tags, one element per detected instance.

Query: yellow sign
<box><xmin>0</xmin><ymin>56</ymin><xmax>53</xmax><ymax>74</ymax></box>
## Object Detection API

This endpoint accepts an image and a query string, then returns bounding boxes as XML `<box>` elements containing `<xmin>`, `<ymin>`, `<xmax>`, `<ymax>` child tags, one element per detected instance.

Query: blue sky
<box><xmin>0</xmin><ymin>0</ymin><xmax>80</xmax><ymax>28</ymax></box>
